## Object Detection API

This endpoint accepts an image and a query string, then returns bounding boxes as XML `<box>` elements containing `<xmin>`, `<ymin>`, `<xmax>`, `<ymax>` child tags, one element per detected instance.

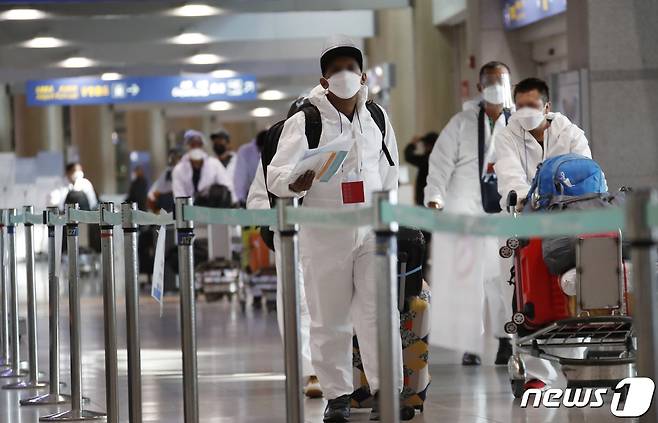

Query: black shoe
<box><xmin>462</xmin><ymin>352</ymin><xmax>481</xmax><ymax>366</ymax></box>
<box><xmin>369</xmin><ymin>393</ymin><xmax>415</xmax><ymax>421</ymax></box>
<box><xmin>495</xmin><ymin>337</ymin><xmax>513</xmax><ymax>365</ymax></box>
<box><xmin>324</xmin><ymin>394</ymin><xmax>351</xmax><ymax>422</ymax></box>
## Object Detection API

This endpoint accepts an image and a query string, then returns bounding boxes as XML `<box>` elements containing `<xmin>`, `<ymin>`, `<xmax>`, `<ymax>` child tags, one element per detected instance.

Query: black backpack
<box><xmin>258</xmin><ymin>98</ymin><xmax>395</xmax><ymax>250</ymax></box>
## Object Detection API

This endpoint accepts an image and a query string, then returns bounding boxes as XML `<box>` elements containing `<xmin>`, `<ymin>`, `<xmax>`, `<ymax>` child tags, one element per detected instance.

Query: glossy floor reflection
<box><xmin>0</xmin><ymin>262</ymin><xmax>637</xmax><ymax>422</ymax></box>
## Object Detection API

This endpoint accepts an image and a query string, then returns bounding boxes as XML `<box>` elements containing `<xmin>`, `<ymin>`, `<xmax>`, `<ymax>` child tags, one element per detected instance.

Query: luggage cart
<box><xmin>500</xmin><ymin>191</ymin><xmax>636</xmax><ymax>398</ymax></box>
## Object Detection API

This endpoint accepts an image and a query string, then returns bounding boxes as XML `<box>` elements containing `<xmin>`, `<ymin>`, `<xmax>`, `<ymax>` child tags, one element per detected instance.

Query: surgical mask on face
<box><xmin>482</xmin><ymin>84</ymin><xmax>507</xmax><ymax>105</ymax></box>
<box><xmin>188</xmin><ymin>148</ymin><xmax>205</xmax><ymax>161</ymax></box>
<box><xmin>513</xmin><ymin>107</ymin><xmax>546</xmax><ymax>131</ymax></box>
<box><xmin>327</xmin><ymin>70</ymin><xmax>363</xmax><ymax>99</ymax></box>
<box><xmin>213</xmin><ymin>144</ymin><xmax>227</xmax><ymax>157</ymax></box>
<box><xmin>72</xmin><ymin>170</ymin><xmax>84</xmax><ymax>182</ymax></box>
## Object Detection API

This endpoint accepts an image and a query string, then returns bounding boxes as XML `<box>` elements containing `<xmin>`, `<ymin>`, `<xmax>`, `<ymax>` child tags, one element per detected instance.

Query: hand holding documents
<box><xmin>289</xmin><ymin>135</ymin><xmax>353</xmax><ymax>183</ymax></box>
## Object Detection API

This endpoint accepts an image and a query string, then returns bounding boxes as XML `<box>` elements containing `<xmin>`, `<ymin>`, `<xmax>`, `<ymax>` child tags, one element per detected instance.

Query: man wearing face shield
<box><xmin>266</xmin><ymin>35</ymin><xmax>404</xmax><ymax>421</ymax></box>
<box><xmin>424</xmin><ymin>61</ymin><xmax>515</xmax><ymax>367</ymax></box>
<box><xmin>172</xmin><ymin>129</ymin><xmax>235</xmax><ymax>206</ymax></box>
<box><xmin>494</xmin><ymin>77</ymin><xmax>592</xmax><ymax>210</ymax></box>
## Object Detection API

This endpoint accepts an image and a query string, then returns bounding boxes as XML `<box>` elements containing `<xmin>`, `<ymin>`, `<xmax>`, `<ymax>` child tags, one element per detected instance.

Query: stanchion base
<box><xmin>0</xmin><ymin>357</ymin><xmax>9</xmax><ymax>367</ymax></box>
<box><xmin>3</xmin><ymin>380</ymin><xmax>48</xmax><ymax>390</ymax></box>
<box><xmin>0</xmin><ymin>368</ymin><xmax>26</xmax><ymax>378</ymax></box>
<box><xmin>40</xmin><ymin>409</ymin><xmax>107</xmax><ymax>422</ymax></box>
<box><xmin>20</xmin><ymin>392</ymin><xmax>70</xmax><ymax>406</ymax></box>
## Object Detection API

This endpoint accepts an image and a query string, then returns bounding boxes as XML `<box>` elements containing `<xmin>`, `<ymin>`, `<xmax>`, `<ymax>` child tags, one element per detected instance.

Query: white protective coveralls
<box><xmin>494</xmin><ymin>112</ymin><xmax>592</xmax><ymax>208</ymax></box>
<box><xmin>267</xmin><ymin>84</ymin><xmax>402</xmax><ymax>399</ymax></box>
<box><xmin>494</xmin><ymin>112</ymin><xmax>592</xmax><ymax>387</ymax></box>
<box><xmin>172</xmin><ymin>150</ymin><xmax>235</xmax><ymax>201</ymax></box>
<box><xmin>246</xmin><ymin>162</ymin><xmax>315</xmax><ymax>378</ymax></box>
<box><xmin>48</xmin><ymin>176</ymin><xmax>98</xmax><ymax>210</ymax></box>
<box><xmin>424</xmin><ymin>106</ymin><xmax>513</xmax><ymax>355</ymax></box>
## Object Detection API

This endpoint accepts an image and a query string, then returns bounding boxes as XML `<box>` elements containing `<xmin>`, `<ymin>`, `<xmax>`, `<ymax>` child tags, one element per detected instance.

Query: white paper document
<box><xmin>151</xmin><ymin>225</ymin><xmax>167</xmax><ymax>316</ymax></box>
<box><xmin>288</xmin><ymin>135</ymin><xmax>353</xmax><ymax>183</ymax></box>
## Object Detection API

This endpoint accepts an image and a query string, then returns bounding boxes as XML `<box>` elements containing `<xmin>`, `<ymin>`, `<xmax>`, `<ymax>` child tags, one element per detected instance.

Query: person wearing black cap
<box><xmin>267</xmin><ymin>35</ymin><xmax>408</xmax><ymax>421</ymax></box>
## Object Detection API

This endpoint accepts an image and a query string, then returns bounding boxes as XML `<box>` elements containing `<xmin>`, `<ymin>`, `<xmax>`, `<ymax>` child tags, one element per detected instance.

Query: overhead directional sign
<box><xmin>26</xmin><ymin>74</ymin><xmax>258</xmax><ymax>106</ymax></box>
<box><xmin>503</xmin><ymin>0</ymin><xmax>566</xmax><ymax>30</ymax></box>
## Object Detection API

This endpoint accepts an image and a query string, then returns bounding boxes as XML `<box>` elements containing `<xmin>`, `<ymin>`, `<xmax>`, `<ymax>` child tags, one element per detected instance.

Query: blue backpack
<box><xmin>526</xmin><ymin>154</ymin><xmax>608</xmax><ymax>210</ymax></box>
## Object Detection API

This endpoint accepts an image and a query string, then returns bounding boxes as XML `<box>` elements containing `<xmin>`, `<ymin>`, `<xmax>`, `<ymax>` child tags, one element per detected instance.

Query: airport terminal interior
<box><xmin>0</xmin><ymin>0</ymin><xmax>657</xmax><ymax>422</ymax></box>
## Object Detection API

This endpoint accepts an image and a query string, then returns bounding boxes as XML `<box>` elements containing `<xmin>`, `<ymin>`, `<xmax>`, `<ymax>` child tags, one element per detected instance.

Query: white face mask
<box><xmin>513</xmin><ymin>107</ymin><xmax>546</xmax><ymax>131</ymax></box>
<box><xmin>327</xmin><ymin>70</ymin><xmax>363</xmax><ymax>99</ymax></box>
<box><xmin>72</xmin><ymin>170</ymin><xmax>84</xmax><ymax>182</ymax></box>
<box><xmin>188</xmin><ymin>148</ymin><xmax>205</xmax><ymax>161</ymax></box>
<box><xmin>482</xmin><ymin>84</ymin><xmax>507</xmax><ymax>106</ymax></box>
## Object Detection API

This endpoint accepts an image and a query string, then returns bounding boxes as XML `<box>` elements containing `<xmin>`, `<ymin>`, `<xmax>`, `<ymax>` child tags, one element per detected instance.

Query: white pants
<box><xmin>301</xmin><ymin>229</ymin><xmax>404</xmax><ymax>400</ymax></box>
<box><xmin>484</xmin><ymin>273</ymin><xmax>513</xmax><ymax>339</ymax></box>
<box><xmin>273</xmin><ymin>233</ymin><xmax>315</xmax><ymax>378</ymax></box>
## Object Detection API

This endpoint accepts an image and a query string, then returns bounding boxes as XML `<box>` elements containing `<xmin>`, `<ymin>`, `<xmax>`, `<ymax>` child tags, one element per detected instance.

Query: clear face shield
<box><xmin>481</xmin><ymin>73</ymin><xmax>513</xmax><ymax>110</ymax></box>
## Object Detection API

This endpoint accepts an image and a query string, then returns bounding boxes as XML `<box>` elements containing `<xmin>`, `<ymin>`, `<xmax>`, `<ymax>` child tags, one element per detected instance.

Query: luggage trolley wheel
<box><xmin>499</xmin><ymin>245</ymin><xmax>514</xmax><ymax>259</ymax></box>
<box><xmin>504</xmin><ymin>321</ymin><xmax>518</xmax><ymax>335</ymax></box>
<box><xmin>511</xmin><ymin>379</ymin><xmax>525</xmax><ymax>399</ymax></box>
<box><xmin>506</xmin><ymin>237</ymin><xmax>521</xmax><ymax>250</ymax></box>
<box><xmin>512</xmin><ymin>312</ymin><xmax>525</xmax><ymax>325</ymax></box>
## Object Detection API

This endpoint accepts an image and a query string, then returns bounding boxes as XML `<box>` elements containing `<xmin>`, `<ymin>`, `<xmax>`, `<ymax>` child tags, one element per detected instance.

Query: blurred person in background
<box><xmin>172</xmin><ymin>129</ymin><xmax>235</xmax><ymax>207</ymax></box>
<box><xmin>210</xmin><ymin>130</ymin><xmax>236</xmax><ymax>178</ymax></box>
<box><xmin>233</xmin><ymin>130</ymin><xmax>267</xmax><ymax>206</ymax></box>
<box><xmin>125</xmin><ymin>165</ymin><xmax>149</xmax><ymax>211</ymax></box>
<box><xmin>49</xmin><ymin>162</ymin><xmax>98</xmax><ymax>211</ymax></box>
<box><xmin>147</xmin><ymin>148</ymin><xmax>182</xmax><ymax>213</ymax></box>
<box><xmin>425</xmin><ymin>61</ymin><xmax>514</xmax><ymax>367</ymax></box>
<box><xmin>404</xmin><ymin>132</ymin><xmax>438</xmax><ymax>206</ymax></box>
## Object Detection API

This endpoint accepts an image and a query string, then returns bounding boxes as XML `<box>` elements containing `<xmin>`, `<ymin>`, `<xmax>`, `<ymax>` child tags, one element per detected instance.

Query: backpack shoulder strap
<box><xmin>300</xmin><ymin>104</ymin><xmax>322</xmax><ymax>149</ymax></box>
<box><xmin>365</xmin><ymin>100</ymin><xmax>394</xmax><ymax>166</ymax></box>
<box><xmin>503</xmin><ymin>108</ymin><xmax>512</xmax><ymax>125</ymax></box>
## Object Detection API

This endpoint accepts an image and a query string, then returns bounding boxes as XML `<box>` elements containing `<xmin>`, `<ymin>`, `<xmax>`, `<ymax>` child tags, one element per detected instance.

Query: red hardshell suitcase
<box><xmin>514</xmin><ymin>239</ymin><xmax>570</xmax><ymax>333</ymax></box>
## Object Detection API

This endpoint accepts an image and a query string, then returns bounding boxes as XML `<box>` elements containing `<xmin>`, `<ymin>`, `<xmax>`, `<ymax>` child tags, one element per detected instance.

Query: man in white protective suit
<box><xmin>494</xmin><ymin>77</ymin><xmax>592</xmax><ymax>392</ymax></box>
<box><xmin>246</xmin><ymin>161</ymin><xmax>322</xmax><ymax>399</ymax></box>
<box><xmin>172</xmin><ymin>129</ymin><xmax>235</xmax><ymax>204</ymax></box>
<box><xmin>495</xmin><ymin>77</ymin><xmax>592</xmax><ymax>211</ymax></box>
<box><xmin>424</xmin><ymin>61</ymin><xmax>515</xmax><ymax>367</ymax></box>
<box><xmin>266</xmin><ymin>35</ymin><xmax>408</xmax><ymax>422</ymax></box>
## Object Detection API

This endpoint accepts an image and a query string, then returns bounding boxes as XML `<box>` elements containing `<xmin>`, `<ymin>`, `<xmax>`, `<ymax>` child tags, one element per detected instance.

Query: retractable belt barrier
<box><xmin>0</xmin><ymin>193</ymin><xmax>655</xmax><ymax>423</ymax></box>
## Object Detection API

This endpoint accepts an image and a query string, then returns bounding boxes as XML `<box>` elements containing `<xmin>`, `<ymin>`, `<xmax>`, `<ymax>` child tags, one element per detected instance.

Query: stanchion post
<box><xmin>99</xmin><ymin>202</ymin><xmax>119</xmax><ymax>423</ymax></box>
<box><xmin>373</xmin><ymin>191</ymin><xmax>400</xmax><ymax>423</ymax></box>
<box><xmin>276</xmin><ymin>198</ymin><xmax>303</xmax><ymax>423</ymax></box>
<box><xmin>41</xmin><ymin>203</ymin><xmax>106</xmax><ymax>421</ymax></box>
<box><xmin>0</xmin><ymin>209</ymin><xmax>9</xmax><ymax>369</ymax></box>
<box><xmin>0</xmin><ymin>208</ymin><xmax>25</xmax><ymax>379</ymax></box>
<box><xmin>5</xmin><ymin>205</ymin><xmax>48</xmax><ymax>390</ymax></box>
<box><xmin>175</xmin><ymin>197</ymin><xmax>199</xmax><ymax>423</ymax></box>
<box><xmin>122</xmin><ymin>202</ymin><xmax>142</xmax><ymax>423</ymax></box>
<box><xmin>22</xmin><ymin>207</ymin><xmax>69</xmax><ymax>405</ymax></box>
<box><xmin>627</xmin><ymin>189</ymin><xmax>658</xmax><ymax>423</ymax></box>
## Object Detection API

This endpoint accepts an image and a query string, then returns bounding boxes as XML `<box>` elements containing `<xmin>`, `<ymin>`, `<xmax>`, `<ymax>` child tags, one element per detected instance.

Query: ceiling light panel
<box><xmin>171</xmin><ymin>4</ymin><xmax>222</xmax><ymax>17</ymax></box>
<box><xmin>251</xmin><ymin>107</ymin><xmax>274</xmax><ymax>118</ymax></box>
<box><xmin>188</xmin><ymin>53</ymin><xmax>222</xmax><ymax>65</ymax></box>
<box><xmin>259</xmin><ymin>90</ymin><xmax>286</xmax><ymax>101</ymax></box>
<box><xmin>172</xmin><ymin>32</ymin><xmax>210</xmax><ymax>45</ymax></box>
<box><xmin>208</xmin><ymin>101</ymin><xmax>232</xmax><ymax>111</ymax></box>
<box><xmin>60</xmin><ymin>57</ymin><xmax>96</xmax><ymax>68</ymax></box>
<box><xmin>1</xmin><ymin>9</ymin><xmax>47</xmax><ymax>20</ymax></box>
<box><xmin>24</xmin><ymin>37</ymin><xmax>65</xmax><ymax>48</ymax></box>
<box><xmin>101</xmin><ymin>72</ymin><xmax>123</xmax><ymax>81</ymax></box>
<box><xmin>211</xmin><ymin>69</ymin><xmax>238</xmax><ymax>79</ymax></box>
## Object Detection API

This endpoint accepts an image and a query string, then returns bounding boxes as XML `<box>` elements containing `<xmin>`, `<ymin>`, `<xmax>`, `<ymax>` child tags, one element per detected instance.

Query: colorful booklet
<box><xmin>288</xmin><ymin>136</ymin><xmax>353</xmax><ymax>183</ymax></box>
